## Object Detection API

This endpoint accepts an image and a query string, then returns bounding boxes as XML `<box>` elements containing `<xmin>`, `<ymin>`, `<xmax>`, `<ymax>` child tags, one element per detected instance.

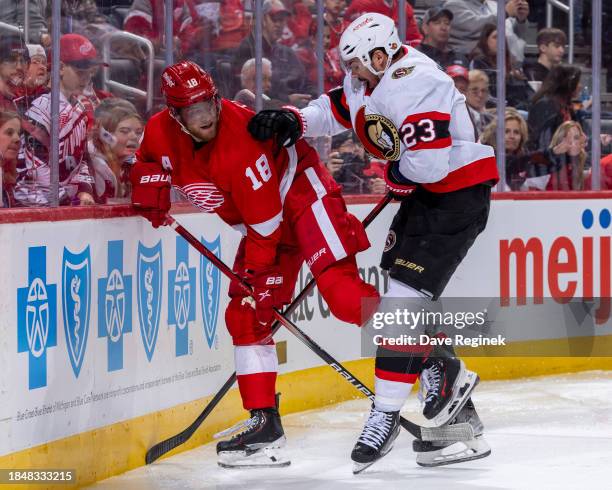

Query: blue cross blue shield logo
<box><xmin>62</xmin><ymin>246</ymin><xmax>91</xmax><ymax>378</ymax></box>
<box><xmin>168</xmin><ymin>237</ymin><xmax>196</xmax><ymax>356</ymax></box>
<box><xmin>199</xmin><ymin>235</ymin><xmax>221</xmax><ymax>348</ymax></box>
<box><xmin>17</xmin><ymin>247</ymin><xmax>57</xmax><ymax>389</ymax></box>
<box><xmin>98</xmin><ymin>241</ymin><xmax>132</xmax><ymax>371</ymax></box>
<box><xmin>137</xmin><ymin>241</ymin><xmax>163</xmax><ymax>362</ymax></box>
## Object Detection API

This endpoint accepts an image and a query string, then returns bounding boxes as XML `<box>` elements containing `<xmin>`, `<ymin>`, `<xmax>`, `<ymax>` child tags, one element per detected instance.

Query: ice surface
<box><xmin>88</xmin><ymin>371</ymin><xmax>612</xmax><ymax>490</ymax></box>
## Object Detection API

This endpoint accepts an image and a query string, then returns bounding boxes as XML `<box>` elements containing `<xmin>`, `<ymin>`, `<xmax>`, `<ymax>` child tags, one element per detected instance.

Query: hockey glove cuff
<box><xmin>130</xmin><ymin>161</ymin><xmax>172</xmax><ymax>228</ymax></box>
<box><xmin>384</xmin><ymin>161</ymin><xmax>416</xmax><ymax>199</ymax></box>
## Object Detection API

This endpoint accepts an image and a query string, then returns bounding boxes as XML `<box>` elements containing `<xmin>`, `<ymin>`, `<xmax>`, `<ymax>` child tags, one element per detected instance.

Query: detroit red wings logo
<box><xmin>180</xmin><ymin>182</ymin><xmax>224</xmax><ymax>213</ymax></box>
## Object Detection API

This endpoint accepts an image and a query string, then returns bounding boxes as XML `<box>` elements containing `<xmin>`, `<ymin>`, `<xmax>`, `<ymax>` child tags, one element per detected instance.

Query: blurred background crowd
<box><xmin>1</xmin><ymin>0</ymin><xmax>611</xmax><ymax>208</ymax></box>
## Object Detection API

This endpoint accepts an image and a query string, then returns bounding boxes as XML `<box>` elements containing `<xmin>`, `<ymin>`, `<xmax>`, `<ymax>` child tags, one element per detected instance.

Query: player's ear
<box><xmin>371</xmin><ymin>50</ymin><xmax>387</xmax><ymax>71</ymax></box>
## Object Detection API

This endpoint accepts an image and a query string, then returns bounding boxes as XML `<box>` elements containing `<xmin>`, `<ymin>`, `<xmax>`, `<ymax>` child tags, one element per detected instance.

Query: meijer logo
<box><xmin>500</xmin><ymin>208</ymin><xmax>611</xmax><ymax>323</ymax></box>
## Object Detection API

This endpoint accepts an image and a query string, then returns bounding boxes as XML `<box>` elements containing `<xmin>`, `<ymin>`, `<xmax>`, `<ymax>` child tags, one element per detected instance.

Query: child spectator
<box><xmin>524</xmin><ymin>28</ymin><xmax>567</xmax><ymax>83</ymax></box>
<box><xmin>14</xmin><ymin>34</ymin><xmax>99</xmax><ymax>207</ymax></box>
<box><xmin>89</xmin><ymin>98</ymin><xmax>143</xmax><ymax>203</ymax></box>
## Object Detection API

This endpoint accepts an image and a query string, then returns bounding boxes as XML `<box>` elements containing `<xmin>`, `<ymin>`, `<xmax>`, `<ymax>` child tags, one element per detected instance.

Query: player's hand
<box><xmin>384</xmin><ymin>161</ymin><xmax>416</xmax><ymax>199</ymax></box>
<box><xmin>242</xmin><ymin>267</ymin><xmax>285</xmax><ymax>325</ymax></box>
<box><xmin>248</xmin><ymin>109</ymin><xmax>303</xmax><ymax>148</ymax></box>
<box><xmin>369</xmin><ymin>177</ymin><xmax>387</xmax><ymax>194</ymax></box>
<box><xmin>130</xmin><ymin>160</ymin><xmax>171</xmax><ymax>228</ymax></box>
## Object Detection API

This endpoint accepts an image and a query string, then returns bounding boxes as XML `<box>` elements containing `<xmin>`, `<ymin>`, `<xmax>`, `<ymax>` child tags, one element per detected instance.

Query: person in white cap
<box><xmin>24</xmin><ymin>44</ymin><xmax>48</xmax><ymax>95</ymax></box>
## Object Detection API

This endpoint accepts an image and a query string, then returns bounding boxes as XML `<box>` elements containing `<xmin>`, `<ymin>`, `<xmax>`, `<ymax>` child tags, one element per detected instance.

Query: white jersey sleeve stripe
<box><xmin>250</xmin><ymin>210</ymin><xmax>283</xmax><ymax>237</ymax></box>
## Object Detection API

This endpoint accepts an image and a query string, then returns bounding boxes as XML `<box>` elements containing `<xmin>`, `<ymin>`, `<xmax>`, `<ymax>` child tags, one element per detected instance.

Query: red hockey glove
<box><xmin>237</xmin><ymin>267</ymin><xmax>285</xmax><ymax>325</ymax></box>
<box><xmin>130</xmin><ymin>161</ymin><xmax>171</xmax><ymax>228</ymax></box>
<box><xmin>384</xmin><ymin>161</ymin><xmax>416</xmax><ymax>199</ymax></box>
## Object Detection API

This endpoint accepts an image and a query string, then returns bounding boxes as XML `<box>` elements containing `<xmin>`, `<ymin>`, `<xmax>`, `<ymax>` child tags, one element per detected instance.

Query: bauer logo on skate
<box><xmin>168</xmin><ymin>237</ymin><xmax>196</xmax><ymax>357</ymax></box>
<box><xmin>200</xmin><ymin>235</ymin><xmax>221</xmax><ymax>348</ymax></box>
<box><xmin>98</xmin><ymin>241</ymin><xmax>133</xmax><ymax>372</ymax></box>
<box><xmin>17</xmin><ymin>247</ymin><xmax>58</xmax><ymax>390</ymax></box>
<box><xmin>137</xmin><ymin>241</ymin><xmax>163</xmax><ymax>362</ymax></box>
<box><xmin>500</xmin><ymin>208</ymin><xmax>611</xmax><ymax>324</ymax></box>
<box><xmin>62</xmin><ymin>246</ymin><xmax>92</xmax><ymax>379</ymax></box>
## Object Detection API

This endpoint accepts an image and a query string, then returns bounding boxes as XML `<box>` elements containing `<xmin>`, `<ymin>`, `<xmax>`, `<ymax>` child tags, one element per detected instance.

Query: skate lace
<box><xmin>357</xmin><ymin>409</ymin><xmax>393</xmax><ymax>450</ymax></box>
<box><xmin>213</xmin><ymin>413</ymin><xmax>260</xmax><ymax>440</ymax></box>
<box><xmin>419</xmin><ymin>363</ymin><xmax>441</xmax><ymax>404</ymax></box>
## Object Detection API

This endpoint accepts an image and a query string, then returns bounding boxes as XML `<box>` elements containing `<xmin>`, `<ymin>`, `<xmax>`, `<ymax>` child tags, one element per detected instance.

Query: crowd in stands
<box><xmin>1</xmin><ymin>0</ymin><xmax>611</xmax><ymax>209</ymax></box>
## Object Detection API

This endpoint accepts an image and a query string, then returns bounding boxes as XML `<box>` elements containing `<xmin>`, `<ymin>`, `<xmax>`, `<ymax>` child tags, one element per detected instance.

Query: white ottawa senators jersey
<box><xmin>299</xmin><ymin>46</ymin><xmax>499</xmax><ymax>193</ymax></box>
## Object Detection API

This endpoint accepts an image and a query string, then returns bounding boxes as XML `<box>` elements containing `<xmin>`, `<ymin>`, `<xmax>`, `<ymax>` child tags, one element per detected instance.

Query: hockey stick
<box><xmin>168</xmin><ymin>217</ymin><xmax>473</xmax><ymax>442</ymax></box>
<box><xmin>145</xmin><ymin>194</ymin><xmax>392</xmax><ymax>464</ymax></box>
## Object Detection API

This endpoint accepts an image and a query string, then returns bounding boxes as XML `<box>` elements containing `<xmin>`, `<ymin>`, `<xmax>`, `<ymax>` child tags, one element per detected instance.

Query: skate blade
<box><xmin>432</xmin><ymin>364</ymin><xmax>479</xmax><ymax>427</ymax></box>
<box><xmin>218</xmin><ymin>438</ymin><xmax>290</xmax><ymax>469</ymax></box>
<box><xmin>351</xmin><ymin>440</ymin><xmax>397</xmax><ymax>475</ymax></box>
<box><xmin>416</xmin><ymin>436</ymin><xmax>491</xmax><ymax>468</ymax></box>
<box><xmin>352</xmin><ymin>461</ymin><xmax>376</xmax><ymax>474</ymax></box>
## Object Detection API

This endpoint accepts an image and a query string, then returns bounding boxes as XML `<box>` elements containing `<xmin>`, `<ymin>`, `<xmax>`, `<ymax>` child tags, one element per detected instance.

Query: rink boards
<box><xmin>1</xmin><ymin>193</ymin><xmax>612</xmax><ymax>487</ymax></box>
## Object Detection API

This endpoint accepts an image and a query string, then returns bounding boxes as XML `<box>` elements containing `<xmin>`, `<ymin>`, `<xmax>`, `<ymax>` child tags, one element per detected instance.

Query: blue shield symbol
<box><xmin>137</xmin><ymin>241</ymin><xmax>163</xmax><ymax>362</ymax></box>
<box><xmin>17</xmin><ymin>247</ymin><xmax>57</xmax><ymax>389</ymax></box>
<box><xmin>168</xmin><ymin>237</ymin><xmax>196</xmax><ymax>357</ymax></box>
<box><xmin>62</xmin><ymin>246</ymin><xmax>91</xmax><ymax>378</ymax></box>
<box><xmin>199</xmin><ymin>235</ymin><xmax>221</xmax><ymax>348</ymax></box>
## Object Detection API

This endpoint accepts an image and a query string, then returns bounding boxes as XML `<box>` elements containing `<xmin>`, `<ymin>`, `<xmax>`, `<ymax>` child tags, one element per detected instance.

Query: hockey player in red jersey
<box><xmin>249</xmin><ymin>13</ymin><xmax>496</xmax><ymax>471</ymax></box>
<box><xmin>131</xmin><ymin>61</ymin><xmax>380</xmax><ymax>468</ymax></box>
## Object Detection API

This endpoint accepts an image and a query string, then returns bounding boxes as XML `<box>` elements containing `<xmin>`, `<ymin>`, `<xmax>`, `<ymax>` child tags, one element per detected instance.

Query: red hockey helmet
<box><xmin>161</xmin><ymin>61</ymin><xmax>218</xmax><ymax>108</ymax></box>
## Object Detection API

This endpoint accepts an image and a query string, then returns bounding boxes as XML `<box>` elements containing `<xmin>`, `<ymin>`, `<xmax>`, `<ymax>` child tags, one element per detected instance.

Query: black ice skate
<box><xmin>215</xmin><ymin>407</ymin><xmax>290</xmax><ymax>468</ymax></box>
<box><xmin>351</xmin><ymin>406</ymin><xmax>400</xmax><ymax>474</ymax></box>
<box><xmin>413</xmin><ymin>400</ymin><xmax>491</xmax><ymax>467</ymax></box>
<box><xmin>419</xmin><ymin>357</ymin><xmax>479</xmax><ymax>426</ymax></box>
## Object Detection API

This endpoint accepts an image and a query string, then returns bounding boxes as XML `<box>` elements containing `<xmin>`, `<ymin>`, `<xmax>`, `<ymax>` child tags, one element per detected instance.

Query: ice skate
<box><xmin>351</xmin><ymin>406</ymin><xmax>400</xmax><ymax>474</ymax></box>
<box><xmin>216</xmin><ymin>407</ymin><xmax>290</xmax><ymax>468</ymax></box>
<box><xmin>413</xmin><ymin>400</ymin><xmax>491</xmax><ymax>467</ymax></box>
<box><xmin>420</xmin><ymin>357</ymin><xmax>479</xmax><ymax>426</ymax></box>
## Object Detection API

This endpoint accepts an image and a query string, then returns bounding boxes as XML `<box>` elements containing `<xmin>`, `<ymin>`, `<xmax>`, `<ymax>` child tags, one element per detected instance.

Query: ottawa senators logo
<box><xmin>384</xmin><ymin>230</ymin><xmax>396</xmax><ymax>252</ymax></box>
<box><xmin>354</xmin><ymin>106</ymin><xmax>401</xmax><ymax>161</ymax></box>
<box><xmin>391</xmin><ymin>66</ymin><xmax>415</xmax><ymax>79</ymax></box>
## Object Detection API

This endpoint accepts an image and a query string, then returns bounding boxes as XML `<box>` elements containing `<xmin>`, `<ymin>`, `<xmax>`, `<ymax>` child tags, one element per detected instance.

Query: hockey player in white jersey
<box><xmin>248</xmin><ymin>12</ymin><xmax>497</xmax><ymax>471</ymax></box>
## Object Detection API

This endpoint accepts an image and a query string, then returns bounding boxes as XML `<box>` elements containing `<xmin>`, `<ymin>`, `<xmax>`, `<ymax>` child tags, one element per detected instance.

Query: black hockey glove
<box><xmin>248</xmin><ymin>109</ymin><xmax>303</xmax><ymax>148</ymax></box>
<box><xmin>384</xmin><ymin>161</ymin><xmax>416</xmax><ymax>199</ymax></box>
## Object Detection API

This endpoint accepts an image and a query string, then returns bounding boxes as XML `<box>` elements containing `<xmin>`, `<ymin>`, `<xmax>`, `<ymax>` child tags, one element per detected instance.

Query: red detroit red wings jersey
<box><xmin>137</xmin><ymin>99</ymin><xmax>320</xmax><ymax>269</ymax></box>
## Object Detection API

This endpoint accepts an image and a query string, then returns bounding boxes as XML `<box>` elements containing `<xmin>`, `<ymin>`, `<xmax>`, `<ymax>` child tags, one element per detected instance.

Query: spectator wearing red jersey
<box><xmin>344</xmin><ymin>0</ymin><xmax>422</xmax><ymax>46</ymax></box>
<box><xmin>324</xmin><ymin>0</ymin><xmax>347</xmax><ymax>48</ymax></box>
<box><xmin>295</xmin><ymin>19</ymin><xmax>343</xmax><ymax>92</ymax></box>
<box><xmin>14</xmin><ymin>34</ymin><xmax>99</xmax><ymax>207</ymax></box>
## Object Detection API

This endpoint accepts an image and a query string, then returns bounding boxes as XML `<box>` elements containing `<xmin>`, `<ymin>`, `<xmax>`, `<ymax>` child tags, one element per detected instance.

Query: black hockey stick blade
<box><xmin>145</xmin><ymin>373</ymin><xmax>237</xmax><ymax>464</ymax></box>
